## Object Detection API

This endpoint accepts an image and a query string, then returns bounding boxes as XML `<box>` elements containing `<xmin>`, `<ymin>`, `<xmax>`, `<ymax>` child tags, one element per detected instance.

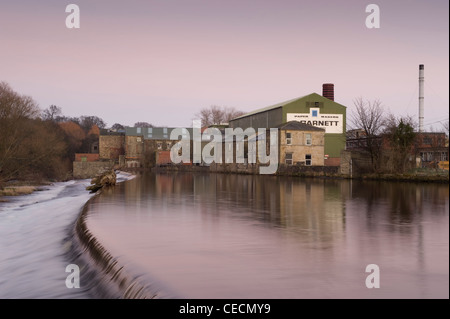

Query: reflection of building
<box><xmin>278</xmin><ymin>179</ymin><xmax>346</xmax><ymax>243</ymax></box>
<box><xmin>228</xmin><ymin>84</ymin><xmax>347</xmax><ymax>166</ymax></box>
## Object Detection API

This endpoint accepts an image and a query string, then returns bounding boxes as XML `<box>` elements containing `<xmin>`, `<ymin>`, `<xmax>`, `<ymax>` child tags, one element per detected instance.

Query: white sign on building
<box><xmin>287</xmin><ymin>108</ymin><xmax>343</xmax><ymax>134</ymax></box>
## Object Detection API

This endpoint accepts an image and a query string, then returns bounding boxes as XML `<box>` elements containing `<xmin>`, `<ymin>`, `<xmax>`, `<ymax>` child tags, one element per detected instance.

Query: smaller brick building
<box><xmin>99</xmin><ymin>129</ymin><xmax>125</xmax><ymax>160</ymax></box>
<box><xmin>277</xmin><ymin>121</ymin><xmax>325</xmax><ymax>166</ymax></box>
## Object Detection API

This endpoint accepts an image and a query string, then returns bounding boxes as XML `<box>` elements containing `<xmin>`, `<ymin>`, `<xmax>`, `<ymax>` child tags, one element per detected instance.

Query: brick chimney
<box><xmin>322</xmin><ymin>83</ymin><xmax>334</xmax><ymax>101</ymax></box>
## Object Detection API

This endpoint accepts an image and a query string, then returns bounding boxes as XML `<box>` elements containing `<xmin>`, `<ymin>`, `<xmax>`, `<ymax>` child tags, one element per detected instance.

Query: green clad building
<box><xmin>228</xmin><ymin>84</ymin><xmax>346</xmax><ymax>166</ymax></box>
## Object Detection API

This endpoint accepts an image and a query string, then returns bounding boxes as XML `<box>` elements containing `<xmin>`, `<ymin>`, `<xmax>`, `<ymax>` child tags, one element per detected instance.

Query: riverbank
<box><xmin>0</xmin><ymin>179</ymin><xmax>54</xmax><ymax>200</ymax></box>
<box><xmin>152</xmin><ymin>164</ymin><xmax>449</xmax><ymax>183</ymax></box>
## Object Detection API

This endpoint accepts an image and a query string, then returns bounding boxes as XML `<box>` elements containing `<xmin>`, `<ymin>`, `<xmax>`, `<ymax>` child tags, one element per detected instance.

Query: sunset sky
<box><xmin>1</xmin><ymin>0</ymin><xmax>448</xmax><ymax>130</ymax></box>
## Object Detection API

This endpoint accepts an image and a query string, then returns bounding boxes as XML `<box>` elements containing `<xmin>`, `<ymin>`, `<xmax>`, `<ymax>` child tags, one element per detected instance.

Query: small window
<box><xmin>148</xmin><ymin>128</ymin><xmax>152</xmax><ymax>138</ymax></box>
<box><xmin>285</xmin><ymin>153</ymin><xmax>293</xmax><ymax>165</ymax></box>
<box><xmin>312</xmin><ymin>110</ymin><xmax>318</xmax><ymax>117</ymax></box>
<box><xmin>286</xmin><ymin>132</ymin><xmax>292</xmax><ymax>145</ymax></box>
<box><xmin>441</xmin><ymin>152</ymin><xmax>448</xmax><ymax>161</ymax></box>
<box><xmin>305</xmin><ymin>154</ymin><xmax>312</xmax><ymax>166</ymax></box>
<box><xmin>423</xmin><ymin>137</ymin><xmax>432</xmax><ymax>145</ymax></box>
<box><xmin>157</xmin><ymin>142</ymin><xmax>162</xmax><ymax>150</ymax></box>
<box><xmin>137</xmin><ymin>127</ymin><xmax>141</xmax><ymax>134</ymax></box>
<box><xmin>305</xmin><ymin>133</ymin><xmax>312</xmax><ymax>146</ymax></box>
<box><xmin>136</xmin><ymin>137</ymin><xmax>142</xmax><ymax>142</ymax></box>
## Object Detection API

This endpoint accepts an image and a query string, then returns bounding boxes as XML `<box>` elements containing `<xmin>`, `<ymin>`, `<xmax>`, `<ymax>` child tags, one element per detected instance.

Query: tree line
<box><xmin>349</xmin><ymin>97</ymin><xmax>420</xmax><ymax>173</ymax></box>
<box><xmin>0</xmin><ymin>82</ymin><xmax>107</xmax><ymax>185</ymax></box>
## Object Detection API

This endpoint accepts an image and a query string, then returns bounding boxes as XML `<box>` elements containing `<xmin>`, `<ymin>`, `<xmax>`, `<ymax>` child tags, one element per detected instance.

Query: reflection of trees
<box><xmin>350</xmin><ymin>180</ymin><xmax>448</xmax><ymax>230</ymax></box>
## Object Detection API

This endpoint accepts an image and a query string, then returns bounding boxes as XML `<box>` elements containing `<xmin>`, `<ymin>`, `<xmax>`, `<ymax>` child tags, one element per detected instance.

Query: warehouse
<box><xmin>228</xmin><ymin>84</ymin><xmax>346</xmax><ymax>166</ymax></box>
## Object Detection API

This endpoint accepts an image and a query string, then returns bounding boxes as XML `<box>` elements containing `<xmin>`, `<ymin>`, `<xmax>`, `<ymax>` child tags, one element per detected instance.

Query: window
<box><xmin>137</xmin><ymin>127</ymin><xmax>141</xmax><ymax>134</ymax></box>
<box><xmin>442</xmin><ymin>152</ymin><xmax>448</xmax><ymax>161</ymax></box>
<box><xmin>148</xmin><ymin>128</ymin><xmax>152</xmax><ymax>138</ymax></box>
<box><xmin>285</xmin><ymin>153</ymin><xmax>293</xmax><ymax>165</ymax></box>
<box><xmin>136</xmin><ymin>137</ymin><xmax>142</xmax><ymax>142</ymax></box>
<box><xmin>163</xmin><ymin>127</ymin><xmax>168</xmax><ymax>139</ymax></box>
<box><xmin>312</xmin><ymin>110</ymin><xmax>318</xmax><ymax>117</ymax></box>
<box><xmin>305</xmin><ymin>133</ymin><xmax>312</xmax><ymax>146</ymax></box>
<box><xmin>305</xmin><ymin>154</ymin><xmax>312</xmax><ymax>166</ymax></box>
<box><xmin>423</xmin><ymin>137</ymin><xmax>432</xmax><ymax>145</ymax></box>
<box><xmin>157</xmin><ymin>142</ymin><xmax>162</xmax><ymax>150</ymax></box>
<box><xmin>286</xmin><ymin>132</ymin><xmax>292</xmax><ymax>145</ymax></box>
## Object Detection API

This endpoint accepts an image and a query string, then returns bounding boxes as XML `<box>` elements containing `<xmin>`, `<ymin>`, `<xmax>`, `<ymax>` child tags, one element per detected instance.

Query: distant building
<box><xmin>124</xmin><ymin>126</ymin><xmax>193</xmax><ymax>168</ymax></box>
<box><xmin>228</xmin><ymin>85</ymin><xmax>346</xmax><ymax>166</ymax></box>
<box><xmin>415</xmin><ymin>132</ymin><xmax>449</xmax><ymax>168</ymax></box>
<box><xmin>99</xmin><ymin>129</ymin><xmax>125</xmax><ymax>161</ymax></box>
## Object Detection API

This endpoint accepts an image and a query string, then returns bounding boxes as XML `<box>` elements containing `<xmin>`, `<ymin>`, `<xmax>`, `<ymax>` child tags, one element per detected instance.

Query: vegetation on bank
<box><xmin>0</xmin><ymin>82</ymin><xmax>106</xmax><ymax>190</ymax></box>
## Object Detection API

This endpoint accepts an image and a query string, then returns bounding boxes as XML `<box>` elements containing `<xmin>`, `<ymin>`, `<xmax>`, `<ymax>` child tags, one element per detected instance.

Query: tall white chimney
<box><xmin>419</xmin><ymin>64</ymin><xmax>424</xmax><ymax>132</ymax></box>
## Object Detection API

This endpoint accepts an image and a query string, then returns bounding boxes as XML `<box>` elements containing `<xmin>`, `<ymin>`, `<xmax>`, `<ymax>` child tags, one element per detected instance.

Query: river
<box><xmin>80</xmin><ymin>172</ymin><xmax>449</xmax><ymax>299</ymax></box>
<box><xmin>0</xmin><ymin>171</ymin><xmax>448</xmax><ymax>299</ymax></box>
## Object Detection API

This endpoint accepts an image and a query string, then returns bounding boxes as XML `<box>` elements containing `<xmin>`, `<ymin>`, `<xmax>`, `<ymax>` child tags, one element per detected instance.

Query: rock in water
<box><xmin>86</xmin><ymin>170</ymin><xmax>116</xmax><ymax>193</ymax></box>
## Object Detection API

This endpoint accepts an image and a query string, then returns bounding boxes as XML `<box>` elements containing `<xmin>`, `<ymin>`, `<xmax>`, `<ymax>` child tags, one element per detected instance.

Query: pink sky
<box><xmin>1</xmin><ymin>0</ymin><xmax>448</xmax><ymax>130</ymax></box>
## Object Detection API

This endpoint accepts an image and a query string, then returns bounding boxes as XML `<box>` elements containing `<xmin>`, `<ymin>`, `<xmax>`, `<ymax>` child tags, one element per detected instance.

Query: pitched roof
<box><xmin>277</xmin><ymin>121</ymin><xmax>325</xmax><ymax>131</ymax></box>
<box><xmin>231</xmin><ymin>96</ymin><xmax>306</xmax><ymax>121</ymax></box>
<box><xmin>230</xmin><ymin>92</ymin><xmax>347</xmax><ymax>122</ymax></box>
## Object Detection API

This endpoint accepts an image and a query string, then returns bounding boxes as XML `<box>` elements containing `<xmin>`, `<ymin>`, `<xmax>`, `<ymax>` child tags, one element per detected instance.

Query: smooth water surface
<box><xmin>85</xmin><ymin>173</ymin><xmax>449</xmax><ymax>299</ymax></box>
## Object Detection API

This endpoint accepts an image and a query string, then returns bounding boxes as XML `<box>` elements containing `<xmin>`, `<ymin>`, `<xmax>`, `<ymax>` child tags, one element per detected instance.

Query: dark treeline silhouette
<box><xmin>0</xmin><ymin>82</ymin><xmax>106</xmax><ymax>186</ymax></box>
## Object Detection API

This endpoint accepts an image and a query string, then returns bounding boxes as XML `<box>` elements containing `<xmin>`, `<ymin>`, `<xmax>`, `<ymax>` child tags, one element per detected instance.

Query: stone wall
<box><xmin>99</xmin><ymin>135</ymin><xmax>125</xmax><ymax>160</ymax></box>
<box><xmin>340</xmin><ymin>150</ymin><xmax>372</xmax><ymax>176</ymax></box>
<box><xmin>279</xmin><ymin>130</ymin><xmax>325</xmax><ymax>166</ymax></box>
<box><xmin>73</xmin><ymin>161</ymin><xmax>114</xmax><ymax>179</ymax></box>
<box><xmin>210</xmin><ymin>162</ymin><xmax>339</xmax><ymax>176</ymax></box>
<box><xmin>276</xmin><ymin>164</ymin><xmax>339</xmax><ymax>176</ymax></box>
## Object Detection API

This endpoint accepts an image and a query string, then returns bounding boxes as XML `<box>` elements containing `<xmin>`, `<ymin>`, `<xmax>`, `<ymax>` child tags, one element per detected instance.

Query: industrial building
<box><xmin>228</xmin><ymin>83</ymin><xmax>346</xmax><ymax>166</ymax></box>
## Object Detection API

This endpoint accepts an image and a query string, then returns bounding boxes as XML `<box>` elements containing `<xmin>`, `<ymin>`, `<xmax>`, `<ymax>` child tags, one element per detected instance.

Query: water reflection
<box><xmin>89</xmin><ymin>172</ymin><xmax>448</xmax><ymax>298</ymax></box>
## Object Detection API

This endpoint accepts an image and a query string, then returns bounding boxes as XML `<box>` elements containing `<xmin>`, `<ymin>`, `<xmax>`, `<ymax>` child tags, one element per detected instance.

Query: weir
<box><xmin>66</xmin><ymin>193</ymin><xmax>178</xmax><ymax>299</ymax></box>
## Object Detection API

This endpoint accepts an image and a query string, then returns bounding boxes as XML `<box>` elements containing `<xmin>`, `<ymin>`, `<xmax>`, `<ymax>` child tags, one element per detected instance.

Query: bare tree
<box><xmin>79</xmin><ymin>115</ymin><xmax>106</xmax><ymax>132</ymax></box>
<box><xmin>134</xmin><ymin>122</ymin><xmax>154</xmax><ymax>128</ymax></box>
<box><xmin>42</xmin><ymin>105</ymin><xmax>62</xmax><ymax>121</ymax></box>
<box><xmin>111</xmin><ymin>123</ymin><xmax>125</xmax><ymax>131</ymax></box>
<box><xmin>349</xmin><ymin>97</ymin><xmax>386</xmax><ymax>171</ymax></box>
<box><xmin>195</xmin><ymin>105</ymin><xmax>245</xmax><ymax>127</ymax></box>
<box><xmin>384</xmin><ymin>114</ymin><xmax>417</xmax><ymax>173</ymax></box>
<box><xmin>0</xmin><ymin>82</ymin><xmax>68</xmax><ymax>183</ymax></box>
<box><xmin>441</xmin><ymin>120</ymin><xmax>449</xmax><ymax>137</ymax></box>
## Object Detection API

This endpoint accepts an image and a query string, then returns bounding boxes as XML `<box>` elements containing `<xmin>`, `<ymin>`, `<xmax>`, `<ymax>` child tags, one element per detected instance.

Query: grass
<box><xmin>0</xmin><ymin>185</ymin><xmax>38</xmax><ymax>197</ymax></box>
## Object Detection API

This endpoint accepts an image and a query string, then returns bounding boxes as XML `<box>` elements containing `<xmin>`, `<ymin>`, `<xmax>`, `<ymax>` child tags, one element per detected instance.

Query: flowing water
<box><xmin>0</xmin><ymin>171</ymin><xmax>448</xmax><ymax>298</ymax></box>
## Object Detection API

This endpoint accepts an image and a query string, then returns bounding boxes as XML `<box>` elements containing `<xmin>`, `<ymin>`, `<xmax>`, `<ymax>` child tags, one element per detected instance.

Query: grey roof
<box><xmin>230</xmin><ymin>92</ymin><xmax>347</xmax><ymax>122</ymax></box>
<box><xmin>125</xmin><ymin>126</ymin><xmax>193</xmax><ymax>140</ymax></box>
<box><xmin>231</xmin><ymin>96</ymin><xmax>306</xmax><ymax>121</ymax></box>
<box><xmin>277</xmin><ymin>121</ymin><xmax>325</xmax><ymax>131</ymax></box>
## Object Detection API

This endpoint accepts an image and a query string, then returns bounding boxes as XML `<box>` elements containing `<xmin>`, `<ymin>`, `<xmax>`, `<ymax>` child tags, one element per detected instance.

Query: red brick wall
<box><xmin>324</xmin><ymin>157</ymin><xmax>341</xmax><ymax>166</ymax></box>
<box><xmin>75</xmin><ymin>153</ymin><xmax>100</xmax><ymax>162</ymax></box>
<box><xmin>156</xmin><ymin>151</ymin><xmax>172</xmax><ymax>165</ymax></box>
